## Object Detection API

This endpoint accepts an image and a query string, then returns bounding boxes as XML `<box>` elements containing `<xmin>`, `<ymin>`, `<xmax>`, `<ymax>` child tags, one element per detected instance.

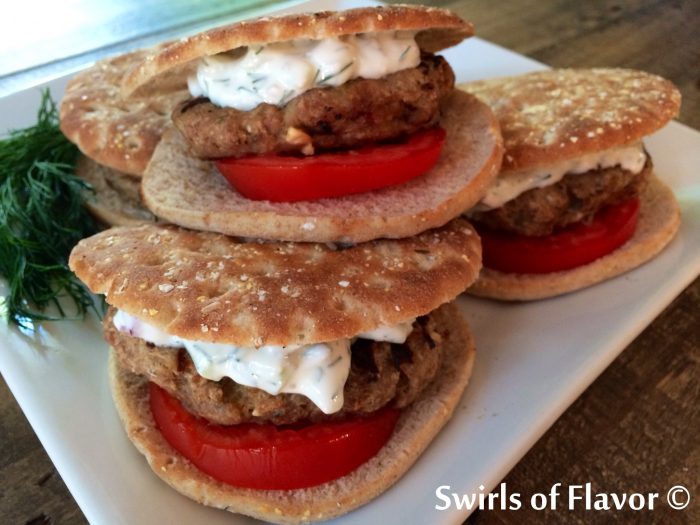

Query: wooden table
<box><xmin>1</xmin><ymin>1</ymin><xmax>698</xmax><ymax>523</ymax></box>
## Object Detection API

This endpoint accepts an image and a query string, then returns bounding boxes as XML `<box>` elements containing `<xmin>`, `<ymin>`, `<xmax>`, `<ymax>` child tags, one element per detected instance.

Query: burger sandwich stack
<box><xmin>461</xmin><ymin>68</ymin><xmax>681</xmax><ymax>300</ymax></box>
<box><xmin>67</xmin><ymin>6</ymin><xmax>504</xmax><ymax>523</ymax></box>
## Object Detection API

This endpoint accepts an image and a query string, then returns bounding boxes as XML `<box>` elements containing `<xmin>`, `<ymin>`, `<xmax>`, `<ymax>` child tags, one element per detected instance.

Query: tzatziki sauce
<box><xmin>188</xmin><ymin>31</ymin><xmax>420</xmax><ymax>111</ymax></box>
<box><xmin>113</xmin><ymin>309</ymin><xmax>416</xmax><ymax>414</ymax></box>
<box><xmin>475</xmin><ymin>143</ymin><xmax>647</xmax><ymax>210</ymax></box>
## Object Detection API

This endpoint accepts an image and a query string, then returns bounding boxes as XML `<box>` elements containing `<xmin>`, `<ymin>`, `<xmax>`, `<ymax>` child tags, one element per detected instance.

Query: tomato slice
<box><xmin>477</xmin><ymin>198</ymin><xmax>640</xmax><ymax>274</ymax></box>
<box><xmin>149</xmin><ymin>383</ymin><xmax>400</xmax><ymax>490</ymax></box>
<box><xmin>215</xmin><ymin>127</ymin><xmax>446</xmax><ymax>202</ymax></box>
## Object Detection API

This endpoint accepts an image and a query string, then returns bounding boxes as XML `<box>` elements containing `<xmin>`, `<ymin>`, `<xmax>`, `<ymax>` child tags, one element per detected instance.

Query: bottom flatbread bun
<box><xmin>76</xmin><ymin>155</ymin><xmax>156</xmax><ymax>227</ymax></box>
<box><xmin>469</xmin><ymin>174</ymin><xmax>680</xmax><ymax>301</ymax></box>
<box><xmin>141</xmin><ymin>90</ymin><xmax>503</xmax><ymax>243</ymax></box>
<box><xmin>109</xmin><ymin>302</ymin><xmax>475</xmax><ymax>524</ymax></box>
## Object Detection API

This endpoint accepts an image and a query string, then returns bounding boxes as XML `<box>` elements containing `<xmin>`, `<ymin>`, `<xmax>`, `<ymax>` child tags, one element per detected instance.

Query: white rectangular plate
<box><xmin>2</xmin><ymin>1</ymin><xmax>699</xmax><ymax>524</ymax></box>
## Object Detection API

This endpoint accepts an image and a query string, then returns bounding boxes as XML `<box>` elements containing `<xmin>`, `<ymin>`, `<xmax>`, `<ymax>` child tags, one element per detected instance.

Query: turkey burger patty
<box><xmin>106</xmin><ymin>308</ymin><xmax>444</xmax><ymax>425</ymax></box>
<box><xmin>173</xmin><ymin>53</ymin><xmax>455</xmax><ymax>159</ymax></box>
<box><xmin>472</xmin><ymin>155</ymin><xmax>652</xmax><ymax>237</ymax></box>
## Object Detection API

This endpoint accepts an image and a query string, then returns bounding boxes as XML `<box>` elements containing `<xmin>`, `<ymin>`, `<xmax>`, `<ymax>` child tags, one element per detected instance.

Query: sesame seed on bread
<box><xmin>69</xmin><ymin>218</ymin><xmax>481</xmax><ymax>347</ymax></box>
<box><xmin>121</xmin><ymin>5</ymin><xmax>473</xmax><ymax>98</ymax></box>
<box><xmin>141</xmin><ymin>89</ymin><xmax>503</xmax><ymax>243</ymax></box>
<box><xmin>459</xmin><ymin>68</ymin><xmax>681</xmax><ymax>174</ymax></box>
<box><xmin>75</xmin><ymin>155</ymin><xmax>156</xmax><ymax>226</ymax></box>
<box><xmin>108</xmin><ymin>301</ymin><xmax>475</xmax><ymax>524</ymax></box>
<box><xmin>60</xmin><ymin>47</ymin><xmax>190</xmax><ymax>176</ymax></box>
<box><xmin>469</xmin><ymin>174</ymin><xmax>680</xmax><ymax>300</ymax></box>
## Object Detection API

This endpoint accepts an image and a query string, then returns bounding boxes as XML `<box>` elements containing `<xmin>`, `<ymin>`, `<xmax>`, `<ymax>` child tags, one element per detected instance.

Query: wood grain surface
<box><xmin>1</xmin><ymin>1</ymin><xmax>698</xmax><ymax>524</ymax></box>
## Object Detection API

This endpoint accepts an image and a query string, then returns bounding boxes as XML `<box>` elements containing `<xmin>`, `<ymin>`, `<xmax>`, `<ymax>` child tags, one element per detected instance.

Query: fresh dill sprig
<box><xmin>0</xmin><ymin>89</ymin><xmax>98</xmax><ymax>327</ymax></box>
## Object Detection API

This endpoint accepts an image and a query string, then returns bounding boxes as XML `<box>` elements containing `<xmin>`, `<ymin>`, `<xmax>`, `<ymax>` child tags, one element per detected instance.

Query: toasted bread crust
<box><xmin>108</xmin><ymin>302</ymin><xmax>475</xmax><ymax>524</ymax></box>
<box><xmin>69</xmin><ymin>218</ymin><xmax>481</xmax><ymax>346</ymax></box>
<box><xmin>60</xmin><ymin>47</ymin><xmax>189</xmax><ymax>176</ymax></box>
<box><xmin>469</xmin><ymin>175</ymin><xmax>680</xmax><ymax>300</ymax></box>
<box><xmin>122</xmin><ymin>5</ymin><xmax>473</xmax><ymax>97</ymax></box>
<box><xmin>141</xmin><ymin>90</ymin><xmax>503</xmax><ymax>243</ymax></box>
<box><xmin>459</xmin><ymin>69</ymin><xmax>680</xmax><ymax>173</ymax></box>
<box><xmin>76</xmin><ymin>155</ymin><xmax>156</xmax><ymax>226</ymax></box>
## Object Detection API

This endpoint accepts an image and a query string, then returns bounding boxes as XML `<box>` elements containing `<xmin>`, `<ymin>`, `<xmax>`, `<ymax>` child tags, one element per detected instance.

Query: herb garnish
<box><xmin>319</xmin><ymin>61</ymin><xmax>354</xmax><ymax>85</ymax></box>
<box><xmin>0</xmin><ymin>89</ymin><xmax>98</xmax><ymax>327</ymax></box>
<box><xmin>248</xmin><ymin>72</ymin><xmax>266</xmax><ymax>84</ymax></box>
<box><xmin>279</xmin><ymin>89</ymin><xmax>295</xmax><ymax>105</ymax></box>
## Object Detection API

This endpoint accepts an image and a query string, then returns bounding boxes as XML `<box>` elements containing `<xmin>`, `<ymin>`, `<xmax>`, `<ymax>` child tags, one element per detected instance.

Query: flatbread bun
<box><xmin>60</xmin><ymin>47</ymin><xmax>189</xmax><ymax>176</ymax></box>
<box><xmin>122</xmin><ymin>5</ymin><xmax>473</xmax><ymax>97</ymax></box>
<box><xmin>469</xmin><ymin>174</ymin><xmax>680</xmax><ymax>300</ymax></box>
<box><xmin>69</xmin><ymin>217</ymin><xmax>481</xmax><ymax>346</ymax></box>
<box><xmin>459</xmin><ymin>68</ymin><xmax>681</xmax><ymax>174</ymax></box>
<box><xmin>76</xmin><ymin>155</ymin><xmax>156</xmax><ymax>226</ymax></box>
<box><xmin>141</xmin><ymin>90</ymin><xmax>503</xmax><ymax>243</ymax></box>
<box><xmin>108</xmin><ymin>302</ymin><xmax>475</xmax><ymax>524</ymax></box>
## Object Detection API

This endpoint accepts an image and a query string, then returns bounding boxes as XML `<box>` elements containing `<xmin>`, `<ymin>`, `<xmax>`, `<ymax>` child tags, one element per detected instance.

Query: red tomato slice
<box><xmin>149</xmin><ymin>383</ymin><xmax>400</xmax><ymax>490</ymax></box>
<box><xmin>477</xmin><ymin>198</ymin><xmax>640</xmax><ymax>274</ymax></box>
<box><xmin>215</xmin><ymin>127</ymin><xmax>446</xmax><ymax>202</ymax></box>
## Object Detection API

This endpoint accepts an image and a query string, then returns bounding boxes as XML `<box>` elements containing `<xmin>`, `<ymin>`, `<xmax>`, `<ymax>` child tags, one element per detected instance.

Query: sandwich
<box><xmin>460</xmin><ymin>68</ymin><xmax>681</xmax><ymax>300</ymax></box>
<box><xmin>120</xmin><ymin>5</ymin><xmax>503</xmax><ymax>243</ymax></box>
<box><xmin>60</xmin><ymin>46</ymin><xmax>188</xmax><ymax>225</ymax></box>
<box><xmin>63</xmin><ymin>6</ymin><xmax>499</xmax><ymax>522</ymax></box>
<box><xmin>68</xmin><ymin>218</ymin><xmax>482</xmax><ymax>523</ymax></box>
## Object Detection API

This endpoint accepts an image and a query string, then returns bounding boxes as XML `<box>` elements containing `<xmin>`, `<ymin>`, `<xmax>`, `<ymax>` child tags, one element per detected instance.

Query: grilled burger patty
<box><xmin>105</xmin><ymin>309</ymin><xmax>444</xmax><ymax>425</ymax></box>
<box><xmin>172</xmin><ymin>54</ymin><xmax>455</xmax><ymax>159</ymax></box>
<box><xmin>472</xmin><ymin>157</ymin><xmax>651</xmax><ymax>237</ymax></box>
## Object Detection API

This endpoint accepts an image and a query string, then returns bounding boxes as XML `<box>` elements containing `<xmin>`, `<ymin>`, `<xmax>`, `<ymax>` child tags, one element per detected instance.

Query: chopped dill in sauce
<box><xmin>319</xmin><ymin>61</ymin><xmax>354</xmax><ymax>84</ymax></box>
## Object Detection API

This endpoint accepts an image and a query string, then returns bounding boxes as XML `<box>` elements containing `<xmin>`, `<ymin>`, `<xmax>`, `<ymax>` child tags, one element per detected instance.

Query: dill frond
<box><xmin>0</xmin><ymin>89</ymin><xmax>99</xmax><ymax>327</ymax></box>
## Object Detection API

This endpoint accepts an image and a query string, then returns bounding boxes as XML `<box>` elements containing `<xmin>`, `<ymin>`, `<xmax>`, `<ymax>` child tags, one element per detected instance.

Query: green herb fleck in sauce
<box><xmin>0</xmin><ymin>89</ymin><xmax>99</xmax><ymax>328</ymax></box>
<box><xmin>319</xmin><ymin>61</ymin><xmax>354</xmax><ymax>85</ymax></box>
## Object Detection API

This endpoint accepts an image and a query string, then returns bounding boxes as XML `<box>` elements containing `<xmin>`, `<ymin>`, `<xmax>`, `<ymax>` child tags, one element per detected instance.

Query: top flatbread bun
<box><xmin>60</xmin><ymin>47</ymin><xmax>190</xmax><ymax>176</ymax></box>
<box><xmin>121</xmin><ymin>5</ymin><xmax>473</xmax><ymax>97</ymax></box>
<box><xmin>459</xmin><ymin>68</ymin><xmax>681</xmax><ymax>173</ymax></box>
<box><xmin>69</xmin><ymin>218</ymin><xmax>481</xmax><ymax>347</ymax></box>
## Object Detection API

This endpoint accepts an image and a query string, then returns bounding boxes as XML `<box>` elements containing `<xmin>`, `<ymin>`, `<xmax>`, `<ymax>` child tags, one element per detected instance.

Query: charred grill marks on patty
<box><xmin>472</xmin><ymin>156</ymin><xmax>652</xmax><ymax>236</ymax></box>
<box><xmin>172</xmin><ymin>54</ymin><xmax>455</xmax><ymax>159</ymax></box>
<box><xmin>105</xmin><ymin>309</ymin><xmax>444</xmax><ymax>425</ymax></box>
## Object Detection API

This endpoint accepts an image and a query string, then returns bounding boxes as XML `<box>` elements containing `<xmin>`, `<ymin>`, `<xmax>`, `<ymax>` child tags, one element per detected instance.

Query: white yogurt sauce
<box><xmin>188</xmin><ymin>30</ymin><xmax>420</xmax><ymax>111</ymax></box>
<box><xmin>475</xmin><ymin>143</ymin><xmax>647</xmax><ymax>210</ymax></box>
<box><xmin>357</xmin><ymin>318</ymin><xmax>415</xmax><ymax>343</ymax></box>
<box><xmin>113</xmin><ymin>310</ymin><xmax>415</xmax><ymax>414</ymax></box>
